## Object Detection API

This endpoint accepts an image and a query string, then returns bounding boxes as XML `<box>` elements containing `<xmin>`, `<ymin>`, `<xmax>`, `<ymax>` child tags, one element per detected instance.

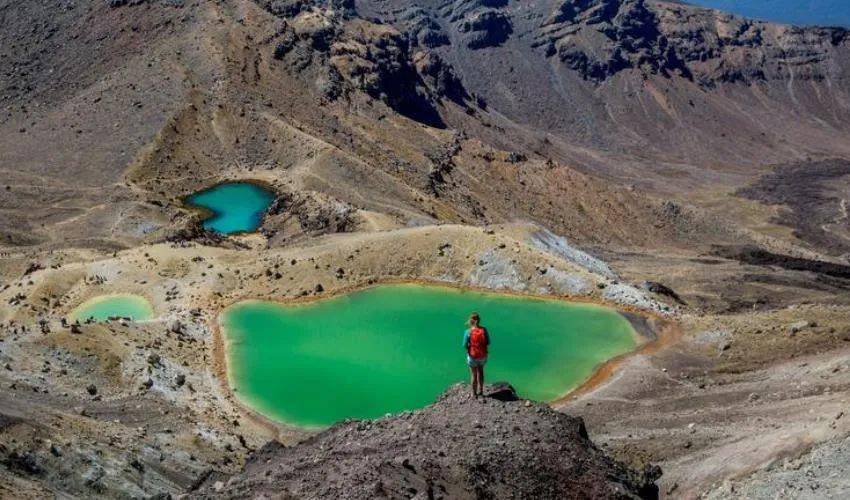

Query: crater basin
<box><xmin>221</xmin><ymin>284</ymin><xmax>638</xmax><ymax>428</ymax></box>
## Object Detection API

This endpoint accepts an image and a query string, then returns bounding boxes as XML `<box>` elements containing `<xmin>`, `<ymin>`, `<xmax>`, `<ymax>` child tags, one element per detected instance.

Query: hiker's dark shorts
<box><xmin>467</xmin><ymin>356</ymin><xmax>487</xmax><ymax>368</ymax></box>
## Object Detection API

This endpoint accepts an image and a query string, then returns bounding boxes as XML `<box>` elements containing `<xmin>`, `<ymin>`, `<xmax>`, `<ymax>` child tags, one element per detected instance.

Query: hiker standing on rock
<box><xmin>463</xmin><ymin>312</ymin><xmax>490</xmax><ymax>397</ymax></box>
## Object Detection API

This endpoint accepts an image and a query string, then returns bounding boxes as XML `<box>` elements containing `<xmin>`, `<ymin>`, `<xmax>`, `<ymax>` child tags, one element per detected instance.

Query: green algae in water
<box><xmin>70</xmin><ymin>294</ymin><xmax>154</xmax><ymax>322</ymax></box>
<box><xmin>185</xmin><ymin>182</ymin><xmax>275</xmax><ymax>234</ymax></box>
<box><xmin>222</xmin><ymin>284</ymin><xmax>638</xmax><ymax>428</ymax></box>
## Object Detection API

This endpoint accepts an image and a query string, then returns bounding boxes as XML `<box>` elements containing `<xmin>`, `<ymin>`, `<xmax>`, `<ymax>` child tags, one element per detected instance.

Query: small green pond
<box><xmin>185</xmin><ymin>182</ymin><xmax>275</xmax><ymax>234</ymax></box>
<box><xmin>221</xmin><ymin>284</ymin><xmax>637</xmax><ymax>428</ymax></box>
<box><xmin>69</xmin><ymin>294</ymin><xmax>154</xmax><ymax>322</ymax></box>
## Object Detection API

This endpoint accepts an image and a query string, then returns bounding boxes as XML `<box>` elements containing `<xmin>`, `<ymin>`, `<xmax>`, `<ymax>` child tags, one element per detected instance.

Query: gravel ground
<box><xmin>706</xmin><ymin>435</ymin><xmax>850</xmax><ymax>499</ymax></box>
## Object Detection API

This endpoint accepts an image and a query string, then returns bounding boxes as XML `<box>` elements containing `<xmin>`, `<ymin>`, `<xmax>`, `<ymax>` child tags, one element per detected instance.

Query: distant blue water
<box><xmin>686</xmin><ymin>0</ymin><xmax>850</xmax><ymax>28</ymax></box>
<box><xmin>185</xmin><ymin>182</ymin><xmax>275</xmax><ymax>234</ymax></box>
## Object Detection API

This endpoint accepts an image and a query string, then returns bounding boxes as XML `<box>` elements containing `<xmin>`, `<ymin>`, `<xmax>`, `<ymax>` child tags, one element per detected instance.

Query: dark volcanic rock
<box><xmin>196</xmin><ymin>384</ymin><xmax>660</xmax><ymax>499</ymax></box>
<box><xmin>457</xmin><ymin>8</ymin><xmax>512</xmax><ymax>49</ymax></box>
<box><xmin>258</xmin><ymin>0</ymin><xmax>354</xmax><ymax>17</ymax></box>
<box><xmin>537</xmin><ymin>0</ymin><xmax>689</xmax><ymax>81</ymax></box>
<box><xmin>437</xmin><ymin>0</ymin><xmax>514</xmax><ymax>50</ymax></box>
<box><xmin>265</xmin><ymin>190</ymin><xmax>354</xmax><ymax>242</ymax></box>
<box><xmin>398</xmin><ymin>6</ymin><xmax>450</xmax><ymax>48</ymax></box>
<box><xmin>108</xmin><ymin>0</ymin><xmax>185</xmax><ymax>6</ymax></box>
<box><xmin>413</xmin><ymin>51</ymin><xmax>470</xmax><ymax>105</ymax></box>
<box><xmin>329</xmin><ymin>22</ymin><xmax>446</xmax><ymax>126</ymax></box>
<box><xmin>259</xmin><ymin>0</ymin><xmax>311</xmax><ymax>17</ymax></box>
<box><xmin>267</xmin><ymin>5</ymin><xmax>456</xmax><ymax>126</ymax></box>
<box><xmin>3</xmin><ymin>451</ymin><xmax>43</xmax><ymax>476</ymax></box>
<box><xmin>107</xmin><ymin>0</ymin><xmax>148</xmax><ymax>7</ymax></box>
<box><xmin>643</xmin><ymin>281</ymin><xmax>685</xmax><ymax>305</ymax></box>
<box><xmin>165</xmin><ymin>218</ymin><xmax>226</xmax><ymax>246</ymax></box>
<box><xmin>716</xmin><ymin>246</ymin><xmax>850</xmax><ymax>281</ymax></box>
<box><xmin>0</xmin><ymin>412</ymin><xmax>24</xmax><ymax>432</ymax></box>
<box><xmin>532</xmin><ymin>0</ymin><xmax>848</xmax><ymax>84</ymax></box>
<box><xmin>737</xmin><ymin>159</ymin><xmax>850</xmax><ymax>254</ymax></box>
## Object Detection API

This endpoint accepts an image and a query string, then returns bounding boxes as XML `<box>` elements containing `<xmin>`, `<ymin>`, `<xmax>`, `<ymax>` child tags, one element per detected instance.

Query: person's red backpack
<box><xmin>468</xmin><ymin>326</ymin><xmax>488</xmax><ymax>359</ymax></box>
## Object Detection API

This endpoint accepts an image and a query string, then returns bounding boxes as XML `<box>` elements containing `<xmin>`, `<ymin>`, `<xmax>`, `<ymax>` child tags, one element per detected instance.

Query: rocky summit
<box><xmin>197</xmin><ymin>384</ymin><xmax>660</xmax><ymax>499</ymax></box>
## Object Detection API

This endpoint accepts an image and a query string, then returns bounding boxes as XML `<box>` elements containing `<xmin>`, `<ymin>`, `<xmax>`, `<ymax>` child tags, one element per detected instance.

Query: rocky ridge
<box><xmin>354</xmin><ymin>0</ymin><xmax>850</xmax><ymax>86</ymax></box>
<box><xmin>197</xmin><ymin>384</ymin><xmax>661</xmax><ymax>499</ymax></box>
<box><xmin>535</xmin><ymin>0</ymin><xmax>689</xmax><ymax>82</ymax></box>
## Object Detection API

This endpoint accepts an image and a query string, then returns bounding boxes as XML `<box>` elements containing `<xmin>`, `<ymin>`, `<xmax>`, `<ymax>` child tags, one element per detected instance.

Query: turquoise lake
<box><xmin>185</xmin><ymin>182</ymin><xmax>275</xmax><ymax>234</ymax></box>
<box><xmin>686</xmin><ymin>0</ymin><xmax>850</xmax><ymax>27</ymax></box>
<box><xmin>69</xmin><ymin>294</ymin><xmax>154</xmax><ymax>322</ymax></box>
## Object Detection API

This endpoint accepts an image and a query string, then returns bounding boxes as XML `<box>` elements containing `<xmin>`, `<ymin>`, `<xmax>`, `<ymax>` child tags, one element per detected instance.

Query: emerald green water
<box><xmin>185</xmin><ymin>182</ymin><xmax>275</xmax><ymax>234</ymax></box>
<box><xmin>69</xmin><ymin>294</ymin><xmax>154</xmax><ymax>322</ymax></box>
<box><xmin>222</xmin><ymin>284</ymin><xmax>637</xmax><ymax>428</ymax></box>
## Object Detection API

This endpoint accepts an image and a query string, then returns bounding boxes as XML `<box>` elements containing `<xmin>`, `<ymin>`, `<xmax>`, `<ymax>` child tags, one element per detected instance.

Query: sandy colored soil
<box><xmin>2</xmin><ymin>218</ymin><xmax>849</xmax><ymax>497</ymax></box>
<box><xmin>0</xmin><ymin>222</ymin><xmax>664</xmax><ymax>493</ymax></box>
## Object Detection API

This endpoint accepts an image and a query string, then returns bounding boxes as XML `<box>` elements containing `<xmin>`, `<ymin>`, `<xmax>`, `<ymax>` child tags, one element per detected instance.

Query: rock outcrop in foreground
<box><xmin>198</xmin><ymin>384</ymin><xmax>660</xmax><ymax>499</ymax></box>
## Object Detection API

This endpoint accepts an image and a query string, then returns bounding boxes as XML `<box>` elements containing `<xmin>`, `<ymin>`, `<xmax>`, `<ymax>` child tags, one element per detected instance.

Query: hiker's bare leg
<box><xmin>469</xmin><ymin>366</ymin><xmax>478</xmax><ymax>396</ymax></box>
<box><xmin>477</xmin><ymin>366</ymin><xmax>485</xmax><ymax>395</ymax></box>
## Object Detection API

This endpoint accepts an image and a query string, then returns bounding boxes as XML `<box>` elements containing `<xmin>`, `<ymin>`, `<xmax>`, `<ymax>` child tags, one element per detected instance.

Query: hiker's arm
<box><xmin>485</xmin><ymin>329</ymin><xmax>490</xmax><ymax>346</ymax></box>
<box><xmin>462</xmin><ymin>330</ymin><xmax>469</xmax><ymax>349</ymax></box>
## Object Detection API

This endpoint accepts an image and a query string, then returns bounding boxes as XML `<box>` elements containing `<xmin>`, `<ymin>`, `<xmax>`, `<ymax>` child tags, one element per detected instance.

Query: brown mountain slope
<box><xmin>2</xmin><ymin>0</ymin><xmax>849</xmax><ymax>256</ymax></box>
<box><xmin>0</xmin><ymin>0</ymin><xmax>716</xmax><ymax>252</ymax></box>
<box><xmin>355</xmin><ymin>0</ymin><xmax>850</xmax><ymax>189</ymax></box>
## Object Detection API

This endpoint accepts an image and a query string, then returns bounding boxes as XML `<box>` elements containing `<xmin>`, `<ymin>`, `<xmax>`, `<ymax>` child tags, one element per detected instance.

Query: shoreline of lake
<box><xmin>218</xmin><ymin>283</ymin><xmax>657</xmax><ymax>429</ymax></box>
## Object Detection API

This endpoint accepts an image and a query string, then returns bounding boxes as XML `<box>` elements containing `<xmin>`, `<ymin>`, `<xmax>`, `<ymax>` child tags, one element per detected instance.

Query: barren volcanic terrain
<box><xmin>2</xmin><ymin>0</ymin><xmax>850</xmax><ymax>498</ymax></box>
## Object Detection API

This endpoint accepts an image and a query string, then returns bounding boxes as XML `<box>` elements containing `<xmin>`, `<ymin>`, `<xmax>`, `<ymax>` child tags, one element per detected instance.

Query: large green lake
<box><xmin>185</xmin><ymin>182</ymin><xmax>275</xmax><ymax>234</ymax></box>
<box><xmin>221</xmin><ymin>284</ymin><xmax>637</xmax><ymax>428</ymax></box>
<box><xmin>69</xmin><ymin>294</ymin><xmax>154</xmax><ymax>322</ymax></box>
